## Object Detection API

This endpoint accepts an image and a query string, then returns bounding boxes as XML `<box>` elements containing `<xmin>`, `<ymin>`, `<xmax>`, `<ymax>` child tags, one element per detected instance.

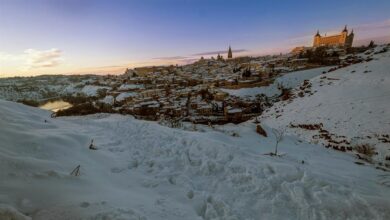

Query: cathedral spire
<box><xmin>228</xmin><ymin>45</ymin><xmax>233</xmax><ymax>59</ymax></box>
<box><xmin>315</xmin><ymin>30</ymin><xmax>320</xmax><ymax>37</ymax></box>
<box><xmin>343</xmin><ymin>25</ymin><xmax>348</xmax><ymax>32</ymax></box>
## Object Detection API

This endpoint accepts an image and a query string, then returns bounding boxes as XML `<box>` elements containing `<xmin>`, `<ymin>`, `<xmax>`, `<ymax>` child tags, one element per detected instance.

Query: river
<box><xmin>39</xmin><ymin>100</ymin><xmax>73</xmax><ymax>112</ymax></box>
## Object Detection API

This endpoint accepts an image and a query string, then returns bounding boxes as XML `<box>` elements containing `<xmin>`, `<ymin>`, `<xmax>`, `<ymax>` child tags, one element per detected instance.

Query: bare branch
<box><xmin>272</xmin><ymin>128</ymin><xmax>285</xmax><ymax>156</ymax></box>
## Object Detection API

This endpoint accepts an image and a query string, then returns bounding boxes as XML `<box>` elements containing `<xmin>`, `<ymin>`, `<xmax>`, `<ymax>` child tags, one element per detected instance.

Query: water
<box><xmin>39</xmin><ymin>100</ymin><xmax>72</xmax><ymax>112</ymax></box>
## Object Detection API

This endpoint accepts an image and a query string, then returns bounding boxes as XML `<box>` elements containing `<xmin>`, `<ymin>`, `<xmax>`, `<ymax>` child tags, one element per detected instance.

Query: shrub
<box><xmin>17</xmin><ymin>99</ymin><xmax>40</xmax><ymax>107</ymax></box>
<box><xmin>280</xmin><ymin>88</ymin><xmax>293</xmax><ymax>101</ymax></box>
<box><xmin>354</xmin><ymin>144</ymin><xmax>376</xmax><ymax>157</ymax></box>
<box><xmin>256</xmin><ymin>124</ymin><xmax>267</xmax><ymax>137</ymax></box>
<box><xmin>199</xmin><ymin>89</ymin><xmax>213</xmax><ymax>101</ymax></box>
<box><xmin>242</xmin><ymin>68</ymin><xmax>252</xmax><ymax>78</ymax></box>
<box><xmin>303</xmin><ymin>46</ymin><xmax>340</xmax><ymax>65</ymax></box>
<box><xmin>55</xmin><ymin>102</ymin><xmax>114</xmax><ymax>117</ymax></box>
<box><xmin>97</xmin><ymin>88</ymin><xmax>108</xmax><ymax>98</ymax></box>
<box><xmin>55</xmin><ymin>103</ymin><xmax>98</xmax><ymax>116</ymax></box>
<box><xmin>63</xmin><ymin>95</ymin><xmax>97</xmax><ymax>105</ymax></box>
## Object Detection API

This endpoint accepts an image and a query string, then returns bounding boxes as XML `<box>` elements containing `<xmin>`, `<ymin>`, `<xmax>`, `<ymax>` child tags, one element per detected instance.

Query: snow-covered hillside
<box><xmin>261</xmin><ymin>45</ymin><xmax>390</xmax><ymax>163</ymax></box>
<box><xmin>221</xmin><ymin>66</ymin><xmax>332</xmax><ymax>98</ymax></box>
<box><xmin>0</xmin><ymin>75</ymin><xmax>109</xmax><ymax>103</ymax></box>
<box><xmin>1</xmin><ymin>100</ymin><xmax>390</xmax><ymax>219</ymax></box>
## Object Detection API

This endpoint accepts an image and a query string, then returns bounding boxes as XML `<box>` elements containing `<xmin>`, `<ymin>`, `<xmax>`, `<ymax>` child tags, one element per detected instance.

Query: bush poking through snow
<box><xmin>231</xmin><ymin>131</ymin><xmax>240</xmax><ymax>137</ymax></box>
<box><xmin>70</xmin><ymin>165</ymin><xmax>81</xmax><ymax>176</ymax></box>
<box><xmin>290</xmin><ymin>123</ymin><xmax>323</xmax><ymax>130</ymax></box>
<box><xmin>278</xmin><ymin>84</ymin><xmax>293</xmax><ymax>101</ymax></box>
<box><xmin>159</xmin><ymin>118</ymin><xmax>183</xmax><ymax>128</ymax></box>
<box><xmin>354</xmin><ymin>144</ymin><xmax>376</xmax><ymax>158</ymax></box>
<box><xmin>256</xmin><ymin>124</ymin><xmax>267</xmax><ymax>137</ymax></box>
<box><xmin>89</xmin><ymin>139</ymin><xmax>97</xmax><ymax>150</ymax></box>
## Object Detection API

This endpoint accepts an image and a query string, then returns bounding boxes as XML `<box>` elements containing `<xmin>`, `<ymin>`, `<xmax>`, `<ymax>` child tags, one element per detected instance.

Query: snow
<box><xmin>118</xmin><ymin>84</ymin><xmax>144</xmax><ymax>91</ymax></box>
<box><xmin>139</xmin><ymin>100</ymin><xmax>159</xmax><ymax>106</ymax></box>
<box><xmin>0</xmin><ymin>204</ymin><xmax>31</xmax><ymax>220</ymax></box>
<box><xmin>62</xmin><ymin>84</ymin><xmax>78</xmax><ymax>95</ymax></box>
<box><xmin>227</xmin><ymin>108</ymin><xmax>242</xmax><ymax>114</ymax></box>
<box><xmin>100</xmin><ymin>95</ymin><xmax>115</xmax><ymax>105</ymax></box>
<box><xmin>1</xmin><ymin>99</ymin><xmax>390</xmax><ymax>219</ymax></box>
<box><xmin>1</xmin><ymin>45</ymin><xmax>390</xmax><ymax>219</ymax></box>
<box><xmin>0</xmin><ymin>76</ymin><xmax>94</xmax><ymax>101</ymax></box>
<box><xmin>222</xmin><ymin>66</ymin><xmax>332</xmax><ymax>98</ymax></box>
<box><xmin>261</xmin><ymin>46</ymin><xmax>390</xmax><ymax>162</ymax></box>
<box><xmin>116</xmin><ymin>92</ymin><xmax>138</xmax><ymax>102</ymax></box>
<box><xmin>81</xmin><ymin>85</ymin><xmax>110</xmax><ymax>96</ymax></box>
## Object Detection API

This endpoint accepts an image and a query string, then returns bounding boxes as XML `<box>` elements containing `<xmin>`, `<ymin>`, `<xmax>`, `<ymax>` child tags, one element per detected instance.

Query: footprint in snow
<box><xmin>111</xmin><ymin>167</ymin><xmax>126</xmax><ymax>173</ymax></box>
<box><xmin>80</xmin><ymin>202</ymin><xmax>90</xmax><ymax>208</ymax></box>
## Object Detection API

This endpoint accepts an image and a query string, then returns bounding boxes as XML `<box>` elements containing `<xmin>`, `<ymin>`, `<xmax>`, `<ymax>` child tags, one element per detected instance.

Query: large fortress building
<box><xmin>313</xmin><ymin>25</ymin><xmax>354</xmax><ymax>48</ymax></box>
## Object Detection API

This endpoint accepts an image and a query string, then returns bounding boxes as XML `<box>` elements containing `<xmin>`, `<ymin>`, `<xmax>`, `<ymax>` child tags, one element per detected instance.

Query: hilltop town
<box><xmin>0</xmin><ymin>27</ymin><xmax>384</xmax><ymax>127</ymax></box>
<box><xmin>1</xmin><ymin>27</ymin><xmax>390</xmax><ymax>219</ymax></box>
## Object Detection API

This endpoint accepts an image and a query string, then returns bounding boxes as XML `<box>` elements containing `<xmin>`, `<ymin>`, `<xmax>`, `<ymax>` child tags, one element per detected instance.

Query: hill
<box><xmin>0</xmin><ymin>98</ymin><xmax>390</xmax><ymax>219</ymax></box>
<box><xmin>261</xmin><ymin>45</ymin><xmax>390</xmax><ymax>164</ymax></box>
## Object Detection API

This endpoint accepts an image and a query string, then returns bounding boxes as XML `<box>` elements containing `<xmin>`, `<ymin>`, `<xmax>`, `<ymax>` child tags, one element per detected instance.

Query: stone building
<box><xmin>291</xmin><ymin>46</ymin><xmax>311</xmax><ymax>55</ymax></box>
<box><xmin>313</xmin><ymin>25</ymin><xmax>354</xmax><ymax>48</ymax></box>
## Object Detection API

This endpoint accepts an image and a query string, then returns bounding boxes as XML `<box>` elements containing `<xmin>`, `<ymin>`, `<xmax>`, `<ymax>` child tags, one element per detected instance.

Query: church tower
<box><xmin>340</xmin><ymin>25</ymin><xmax>348</xmax><ymax>45</ymax></box>
<box><xmin>346</xmin><ymin>29</ymin><xmax>354</xmax><ymax>48</ymax></box>
<box><xmin>228</xmin><ymin>46</ymin><xmax>233</xmax><ymax>59</ymax></box>
<box><xmin>313</xmin><ymin>30</ymin><xmax>321</xmax><ymax>47</ymax></box>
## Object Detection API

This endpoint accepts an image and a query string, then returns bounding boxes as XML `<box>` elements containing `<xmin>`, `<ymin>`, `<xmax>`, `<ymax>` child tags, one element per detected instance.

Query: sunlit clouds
<box><xmin>0</xmin><ymin>0</ymin><xmax>389</xmax><ymax>77</ymax></box>
<box><xmin>24</xmin><ymin>48</ymin><xmax>63</xmax><ymax>69</ymax></box>
<box><xmin>0</xmin><ymin>48</ymin><xmax>63</xmax><ymax>75</ymax></box>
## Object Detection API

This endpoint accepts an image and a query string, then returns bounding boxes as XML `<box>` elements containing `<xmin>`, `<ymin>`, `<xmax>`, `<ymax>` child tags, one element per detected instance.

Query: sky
<box><xmin>0</xmin><ymin>0</ymin><xmax>390</xmax><ymax>77</ymax></box>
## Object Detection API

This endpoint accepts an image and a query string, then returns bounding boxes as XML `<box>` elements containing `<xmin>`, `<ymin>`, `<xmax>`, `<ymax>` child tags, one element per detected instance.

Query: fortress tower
<box><xmin>313</xmin><ymin>25</ymin><xmax>354</xmax><ymax>48</ymax></box>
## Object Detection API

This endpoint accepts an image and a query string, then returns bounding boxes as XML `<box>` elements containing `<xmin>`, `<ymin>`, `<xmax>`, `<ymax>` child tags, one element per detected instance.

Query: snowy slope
<box><xmin>116</xmin><ymin>92</ymin><xmax>138</xmax><ymax>102</ymax></box>
<box><xmin>221</xmin><ymin>66</ymin><xmax>332</xmax><ymax>98</ymax></box>
<box><xmin>261</xmin><ymin>45</ymin><xmax>390</xmax><ymax>162</ymax></box>
<box><xmin>81</xmin><ymin>85</ymin><xmax>110</xmax><ymax>96</ymax></box>
<box><xmin>1</xmin><ymin>100</ymin><xmax>390</xmax><ymax>219</ymax></box>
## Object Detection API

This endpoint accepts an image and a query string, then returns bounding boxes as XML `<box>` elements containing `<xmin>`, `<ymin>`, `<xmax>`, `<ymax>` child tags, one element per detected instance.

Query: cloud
<box><xmin>353</xmin><ymin>19</ymin><xmax>390</xmax><ymax>31</ymax></box>
<box><xmin>24</xmin><ymin>48</ymin><xmax>63</xmax><ymax>69</ymax></box>
<box><xmin>0</xmin><ymin>48</ymin><xmax>63</xmax><ymax>71</ymax></box>
<box><xmin>192</xmin><ymin>49</ymin><xmax>247</xmax><ymax>56</ymax></box>
<box><xmin>151</xmin><ymin>49</ymin><xmax>248</xmax><ymax>66</ymax></box>
<box><xmin>152</xmin><ymin>56</ymin><xmax>190</xmax><ymax>60</ymax></box>
<box><xmin>0</xmin><ymin>53</ymin><xmax>18</xmax><ymax>61</ymax></box>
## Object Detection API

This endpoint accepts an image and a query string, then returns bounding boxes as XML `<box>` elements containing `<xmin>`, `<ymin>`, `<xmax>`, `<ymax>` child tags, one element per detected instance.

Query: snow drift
<box><xmin>261</xmin><ymin>45</ymin><xmax>390</xmax><ymax>162</ymax></box>
<box><xmin>1</xmin><ymin>99</ymin><xmax>390</xmax><ymax>219</ymax></box>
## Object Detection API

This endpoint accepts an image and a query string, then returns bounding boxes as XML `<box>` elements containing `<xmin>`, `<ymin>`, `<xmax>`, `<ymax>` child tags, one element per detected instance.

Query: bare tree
<box><xmin>272</xmin><ymin>128</ymin><xmax>285</xmax><ymax>156</ymax></box>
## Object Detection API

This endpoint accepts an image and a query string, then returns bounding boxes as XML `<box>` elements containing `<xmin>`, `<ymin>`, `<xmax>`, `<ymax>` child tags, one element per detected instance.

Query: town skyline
<box><xmin>1</xmin><ymin>0</ymin><xmax>390</xmax><ymax>77</ymax></box>
<box><xmin>1</xmin><ymin>2</ymin><xmax>390</xmax><ymax>217</ymax></box>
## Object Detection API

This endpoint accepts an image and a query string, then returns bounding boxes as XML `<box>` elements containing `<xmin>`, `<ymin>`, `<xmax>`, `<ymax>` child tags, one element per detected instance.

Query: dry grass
<box><xmin>354</xmin><ymin>144</ymin><xmax>376</xmax><ymax>157</ymax></box>
<box><xmin>256</xmin><ymin>124</ymin><xmax>267</xmax><ymax>137</ymax></box>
